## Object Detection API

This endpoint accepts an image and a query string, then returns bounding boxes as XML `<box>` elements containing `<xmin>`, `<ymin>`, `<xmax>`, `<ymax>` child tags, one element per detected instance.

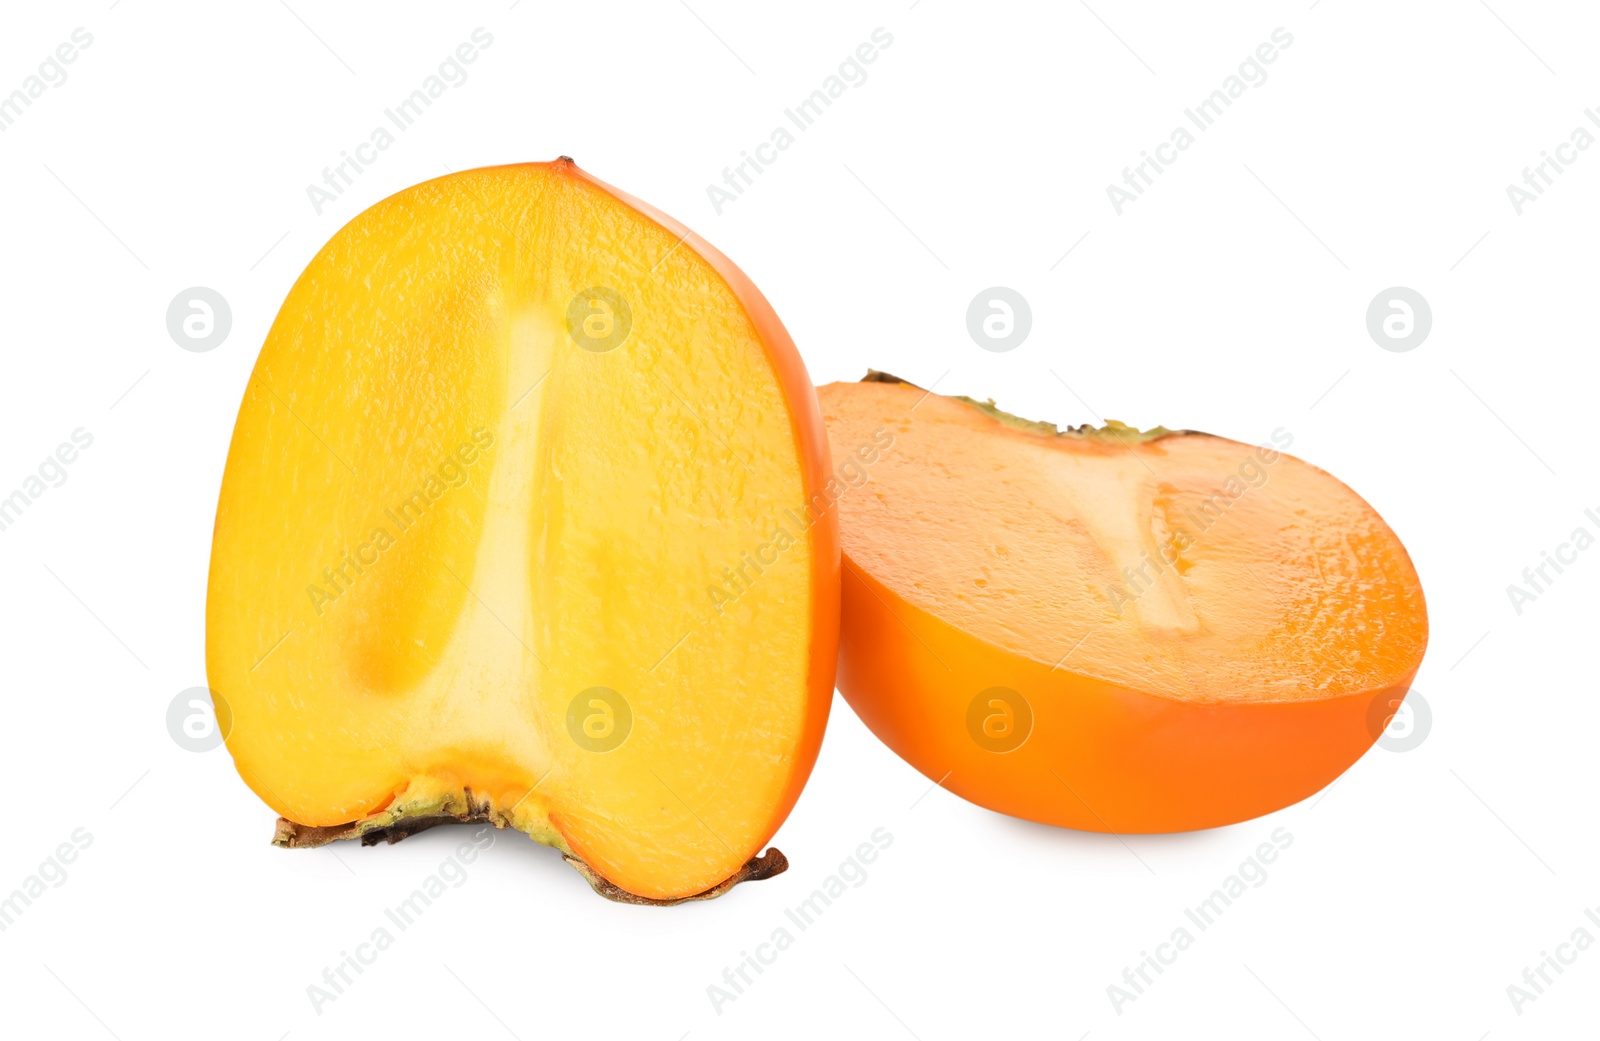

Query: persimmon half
<box><xmin>820</xmin><ymin>373</ymin><xmax>1427</xmax><ymax>833</ymax></box>
<box><xmin>206</xmin><ymin>160</ymin><xmax>837</xmax><ymax>903</ymax></box>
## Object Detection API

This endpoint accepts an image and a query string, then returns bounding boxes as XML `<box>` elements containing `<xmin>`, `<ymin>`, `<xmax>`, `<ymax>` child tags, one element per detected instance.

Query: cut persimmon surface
<box><xmin>206</xmin><ymin>160</ymin><xmax>837</xmax><ymax>903</ymax></box>
<box><xmin>820</xmin><ymin>373</ymin><xmax>1427</xmax><ymax>833</ymax></box>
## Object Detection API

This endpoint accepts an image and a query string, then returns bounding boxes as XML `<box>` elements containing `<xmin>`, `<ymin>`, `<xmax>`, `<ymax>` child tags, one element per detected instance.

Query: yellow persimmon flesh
<box><xmin>207</xmin><ymin>161</ymin><xmax>837</xmax><ymax>901</ymax></box>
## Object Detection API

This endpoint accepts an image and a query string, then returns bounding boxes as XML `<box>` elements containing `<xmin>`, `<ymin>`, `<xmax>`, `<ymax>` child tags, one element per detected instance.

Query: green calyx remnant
<box><xmin>859</xmin><ymin>370</ymin><xmax>1189</xmax><ymax>443</ymax></box>
<box><xmin>270</xmin><ymin>787</ymin><xmax>789</xmax><ymax>905</ymax></box>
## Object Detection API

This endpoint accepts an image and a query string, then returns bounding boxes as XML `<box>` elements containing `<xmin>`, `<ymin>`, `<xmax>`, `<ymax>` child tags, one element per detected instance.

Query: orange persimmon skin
<box><xmin>825</xmin><ymin>378</ymin><xmax>1427</xmax><ymax>833</ymax></box>
<box><xmin>840</xmin><ymin>563</ymin><xmax>1416</xmax><ymax>832</ymax></box>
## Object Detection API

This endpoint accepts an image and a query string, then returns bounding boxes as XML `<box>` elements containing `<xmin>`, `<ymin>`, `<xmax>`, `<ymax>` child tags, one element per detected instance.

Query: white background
<box><xmin>0</xmin><ymin>1</ymin><xmax>1595</xmax><ymax>1038</ymax></box>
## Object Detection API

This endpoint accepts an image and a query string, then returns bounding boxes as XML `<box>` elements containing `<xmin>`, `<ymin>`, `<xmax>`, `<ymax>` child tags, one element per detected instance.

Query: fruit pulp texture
<box><xmin>820</xmin><ymin>378</ymin><xmax>1427</xmax><ymax>831</ymax></box>
<box><xmin>208</xmin><ymin>163</ymin><xmax>835</xmax><ymax>898</ymax></box>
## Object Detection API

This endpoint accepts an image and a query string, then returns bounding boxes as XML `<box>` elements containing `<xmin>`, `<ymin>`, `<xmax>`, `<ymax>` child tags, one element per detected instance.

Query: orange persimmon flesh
<box><xmin>207</xmin><ymin>160</ymin><xmax>837</xmax><ymax>901</ymax></box>
<box><xmin>820</xmin><ymin>375</ymin><xmax>1427</xmax><ymax>833</ymax></box>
